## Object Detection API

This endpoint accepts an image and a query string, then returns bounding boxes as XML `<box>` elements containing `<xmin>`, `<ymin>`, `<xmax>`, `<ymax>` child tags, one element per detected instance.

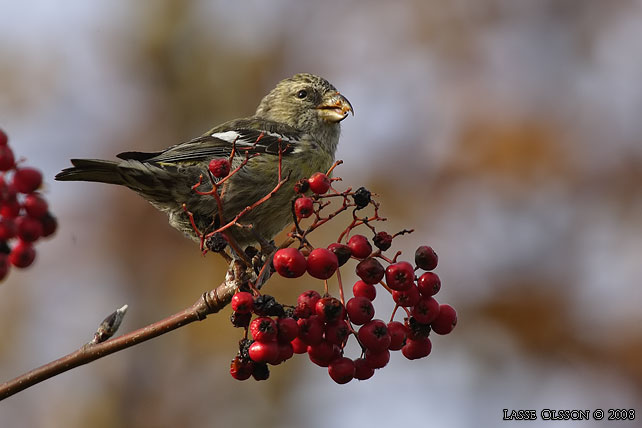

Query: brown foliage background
<box><xmin>1</xmin><ymin>1</ymin><xmax>640</xmax><ymax>427</ymax></box>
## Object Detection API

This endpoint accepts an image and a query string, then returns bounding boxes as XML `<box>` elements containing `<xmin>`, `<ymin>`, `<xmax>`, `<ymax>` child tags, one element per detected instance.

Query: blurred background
<box><xmin>1</xmin><ymin>0</ymin><xmax>641</xmax><ymax>426</ymax></box>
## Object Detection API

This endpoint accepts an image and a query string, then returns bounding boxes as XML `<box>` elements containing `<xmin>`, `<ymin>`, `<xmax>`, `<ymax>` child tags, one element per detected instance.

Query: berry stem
<box><xmin>182</xmin><ymin>204</ymin><xmax>202</xmax><ymax>241</ymax></box>
<box><xmin>335</xmin><ymin>267</ymin><xmax>346</xmax><ymax>305</ymax></box>
<box><xmin>378</xmin><ymin>280</ymin><xmax>395</xmax><ymax>295</ymax></box>
<box><xmin>336</xmin><ymin>201</ymin><xmax>386</xmax><ymax>244</ymax></box>
<box><xmin>325</xmin><ymin>159</ymin><xmax>343</xmax><ymax>176</ymax></box>
<box><xmin>223</xmin><ymin>232</ymin><xmax>253</xmax><ymax>267</ymax></box>
<box><xmin>203</xmin><ymin>171</ymin><xmax>291</xmax><ymax>241</ymax></box>
<box><xmin>389</xmin><ymin>304</ymin><xmax>410</xmax><ymax>322</ymax></box>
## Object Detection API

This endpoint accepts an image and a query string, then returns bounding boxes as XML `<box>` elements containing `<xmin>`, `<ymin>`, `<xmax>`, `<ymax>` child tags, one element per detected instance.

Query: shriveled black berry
<box><xmin>407</xmin><ymin>317</ymin><xmax>432</xmax><ymax>339</ymax></box>
<box><xmin>353</xmin><ymin>187</ymin><xmax>371</xmax><ymax>209</ymax></box>
<box><xmin>205</xmin><ymin>232</ymin><xmax>228</xmax><ymax>252</ymax></box>
<box><xmin>239</xmin><ymin>338</ymin><xmax>253</xmax><ymax>360</ymax></box>
<box><xmin>328</xmin><ymin>243</ymin><xmax>351</xmax><ymax>266</ymax></box>
<box><xmin>294</xmin><ymin>178</ymin><xmax>310</xmax><ymax>194</ymax></box>
<box><xmin>283</xmin><ymin>306</ymin><xmax>296</xmax><ymax>318</ymax></box>
<box><xmin>0</xmin><ymin>241</ymin><xmax>10</xmax><ymax>254</ymax></box>
<box><xmin>253</xmin><ymin>294</ymin><xmax>285</xmax><ymax>317</ymax></box>
<box><xmin>230</xmin><ymin>311</ymin><xmax>252</xmax><ymax>328</ymax></box>
<box><xmin>373</xmin><ymin>231</ymin><xmax>393</xmax><ymax>251</ymax></box>
<box><xmin>251</xmin><ymin>362</ymin><xmax>270</xmax><ymax>381</ymax></box>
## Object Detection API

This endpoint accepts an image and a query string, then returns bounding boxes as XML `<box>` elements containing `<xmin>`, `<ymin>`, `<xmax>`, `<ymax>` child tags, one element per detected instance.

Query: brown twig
<box><xmin>0</xmin><ymin>278</ymin><xmax>239</xmax><ymax>401</ymax></box>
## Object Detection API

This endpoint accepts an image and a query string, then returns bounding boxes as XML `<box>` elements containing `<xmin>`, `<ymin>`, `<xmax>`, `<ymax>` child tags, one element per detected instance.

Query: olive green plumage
<box><xmin>56</xmin><ymin>73</ymin><xmax>353</xmax><ymax>249</ymax></box>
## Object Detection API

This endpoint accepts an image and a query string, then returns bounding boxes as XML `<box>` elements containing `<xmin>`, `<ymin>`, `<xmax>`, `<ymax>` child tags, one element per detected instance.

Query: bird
<box><xmin>55</xmin><ymin>73</ymin><xmax>353</xmax><ymax>252</ymax></box>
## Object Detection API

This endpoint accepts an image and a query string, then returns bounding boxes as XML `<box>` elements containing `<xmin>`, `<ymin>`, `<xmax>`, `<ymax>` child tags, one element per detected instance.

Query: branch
<box><xmin>0</xmin><ymin>277</ymin><xmax>239</xmax><ymax>400</ymax></box>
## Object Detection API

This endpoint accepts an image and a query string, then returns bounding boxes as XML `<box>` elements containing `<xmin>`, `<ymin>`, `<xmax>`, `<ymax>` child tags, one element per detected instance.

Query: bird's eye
<box><xmin>296</xmin><ymin>89</ymin><xmax>308</xmax><ymax>99</ymax></box>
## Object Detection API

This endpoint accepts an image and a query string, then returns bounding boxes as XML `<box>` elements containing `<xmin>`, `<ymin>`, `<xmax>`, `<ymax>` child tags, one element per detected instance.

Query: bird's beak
<box><xmin>316</xmin><ymin>92</ymin><xmax>354</xmax><ymax>123</ymax></box>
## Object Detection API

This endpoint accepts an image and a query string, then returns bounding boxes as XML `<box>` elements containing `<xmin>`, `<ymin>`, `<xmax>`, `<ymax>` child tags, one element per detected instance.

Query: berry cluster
<box><xmin>226</xmin><ymin>169</ymin><xmax>457</xmax><ymax>383</ymax></box>
<box><xmin>0</xmin><ymin>129</ymin><xmax>57</xmax><ymax>281</ymax></box>
<box><xmin>228</xmin><ymin>292</ymin><xmax>297</xmax><ymax>380</ymax></box>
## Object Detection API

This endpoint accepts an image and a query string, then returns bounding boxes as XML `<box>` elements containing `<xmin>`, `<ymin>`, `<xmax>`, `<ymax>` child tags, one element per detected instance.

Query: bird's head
<box><xmin>255</xmin><ymin>73</ymin><xmax>353</xmax><ymax>139</ymax></box>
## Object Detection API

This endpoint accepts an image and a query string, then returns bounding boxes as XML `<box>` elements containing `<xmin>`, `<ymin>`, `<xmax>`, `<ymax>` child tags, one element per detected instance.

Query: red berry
<box><xmin>352</xmin><ymin>280</ymin><xmax>376</xmax><ymax>301</ymax></box>
<box><xmin>208</xmin><ymin>158</ymin><xmax>230</xmax><ymax>178</ymax></box>
<box><xmin>231</xmin><ymin>291</ymin><xmax>254</xmax><ymax>314</ymax></box>
<box><xmin>0</xmin><ymin>218</ymin><xmax>17</xmax><ymax>240</ymax></box>
<box><xmin>411</xmin><ymin>296</ymin><xmax>440</xmax><ymax>324</ymax></box>
<box><xmin>306</xmin><ymin>248</ymin><xmax>338</xmax><ymax>280</ymax></box>
<box><xmin>387</xmin><ymin>321</ymin><xmax>408</xmax><ymax>351</ymax></box>
<box><xmin>294</xmin><ymin>197</ymin><xmax>314</xmax><ymax>219</ymax></box>
<box><xmin>328</xmin><ymin>357</ymin><xmax>355</xmax><ymax>384</ymax></box>
<box><xmin>415</xmin><ymin>245</ymin><xmax>438</xmax><ymax>270</ymax></box>
<box><xmin>12</xmin><ymin>167</ymin><xmax>43</xmax><ymax>194</ymax></box>
<box><xmin>392</xmin><ymin>285</ymin><xmax>420</xmax><ymax>307</ymax></box>
<box><xmin>347</xmin><ymin>234</ymin><xmax>372</xmax><ymax>259</ymax></box>
<box><xmin>345</xmin><ymin>296</ymin><xmax>374</xmax><ymax>325</ymax></box>
<box><xmin>39</xmin><ymin>212</ymin><xmax>58</xmax><ymax>238</ymax></box>
<box><xmin>15</xmin><ymin>216</ymin><xmax>43</xmax><ymax>242</ymax></box>
<box><xmin>354</xmin><ymin>357</ymin><xmax>375</xmax><ymax>380</ymax></box>
<box><xmin>0</xmin><ymin>146</ymin><xmax>14</xmax><ymax>171</ymax></box>
<box><xmin>22</xmin><ymin>193</ymin><xmax>48</xmax><ymax>218</ymax></box>
<box><xmin>0</xmin><ymin>129</ymin><xmax>7</xmax><ymax>146</ymax></box>
<box><xmin>250</xmin><ymin>317</ymin><xmax>278</xmax><ymax>343</ymax></box>
<box><xmin>273</xmin><ymin>248</ymin><xmax>306</xmax><ymax>278</ymax></box>
<box><xmin>324</xmin><ymin>320</ymin><xmax>350</xmax><ymax>346</ymax></box>
<box><xmin>365</xmin><ymin>349</ymin><xmax>390</xmax><ymax>369</ymax></box>
<box><xmin>277</xmin><ymin>317</ymin><xmax>299</xmax><ymax>343</ymax></box>
<box><xmin>308</xmin><ymin>172</ymin><xmax>331</xmax><ymax>194</ymax></box>
<box><xmin>274</xmin><ymin>342</ymin><xmax>294</xmax><ymax>364</ymax></box>
<box><xmin>315</xmin><ymin>296</ymin><xmax>345</xmax><ymax>324</ymax></box>
<box><xmin>417</xmin><ymin>272</ymin><xmax>441</xmax><ymax>296</ymax></box>
<box><xmin>0</xmin><ymin>177</ymin><xmax>16</xmax><ymax>200</ymax></box>
<box><xmin>431</xmin><ymin>304</ymin><xmax>457</xmax><ymax>335</ymax></box>
<box><xmin>385</xmin><ymin>261</ymin><xmax>415</xmax><ymax>291</ymax></box>
<box><xmin>297</xmin><ymin>315</ymin><xmax>324</xmax><ymax>345</ymax></box>
<box><xmin>357</xmin><ymin>319</ymin><xmax>390</xmax><ymax>352</ymax></box>
<box><xmin>291</xmin><ymin>337</ymin><xmax>308</xmax><ymax>354</ymax></box>
<box><xmin>402</xmin><ymin>337</ymin><xmax>432</xmax><ymax>360</ymax></box>
<box><xmin>327</xmin><ymin>243</ymin><xmax>351</xmax><ymax>266</ymax></box>
<box><xmin>373</xmin><ymin>231</ymin><xmax>393</xmax><ymax>251</ymax></box>
<box><xmin>0</xmin><ymin>199</ymin><xmax>20</xmax><ymax>218</ymax></box>
<box><xmin>0</xmin><ymin>254</ymin><xmax>10</xmax><ymax>281</ymax></box>
<box><xmin>9</xmin><ymin>241</ymin><xmax>36</xmax><ymax>268</ymax></box>
<box><xmin>297</xmin><ymin>290</ymin><xmax>321</xmax><ymax>311</ymax></box>
<box><xmin>248</xmin><ymin>341</ymin><xmax>279</xmax><ymax>364</ymax></box>
<box><xmin>293</xmin><ymin>302</ymin><xmax>313</xmax><ymax>319</ymax></box>
<box><xmin>230</xmin><ymin>356</ymin><xmax>254</xmax><ymax>381</ymax></box>
<box><xmin>307</xmin><ymin>341</ymin><xmax>340</xmax><ymax>367</ymax></box>
<box><xmin>355</xmin><ymin>258</ymin><xmax>385</xmax><ymax>284</ymax></box>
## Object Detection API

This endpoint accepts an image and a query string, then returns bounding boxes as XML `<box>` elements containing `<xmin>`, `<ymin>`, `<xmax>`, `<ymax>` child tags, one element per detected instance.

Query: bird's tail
<box><xmin>55</xmin><ymin>159</ymin><xmax>125</xmax><ymax>185</ymax></box>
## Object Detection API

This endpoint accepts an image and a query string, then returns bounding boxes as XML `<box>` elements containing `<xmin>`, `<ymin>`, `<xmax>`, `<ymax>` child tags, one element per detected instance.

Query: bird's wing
<box><xmin>117</xmin><ymin>119</ymin><xmax>304</xmax><ymax>165</ymax></box>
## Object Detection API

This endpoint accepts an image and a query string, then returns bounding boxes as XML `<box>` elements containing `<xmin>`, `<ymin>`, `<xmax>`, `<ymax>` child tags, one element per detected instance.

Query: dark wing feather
<box><xmin>138</xmin><ymin>128</ymin><xmax>300</xmax><ymax>165</ymax></box>
<box><xmin>114</xmin><ymin>119</ymin><xmax>303</xmax><ymax>165</ymax></box>
<box><xmin>116</xmin><ymin>151</ymin><xmax>164</xmax><ymax>161</ymax></box>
